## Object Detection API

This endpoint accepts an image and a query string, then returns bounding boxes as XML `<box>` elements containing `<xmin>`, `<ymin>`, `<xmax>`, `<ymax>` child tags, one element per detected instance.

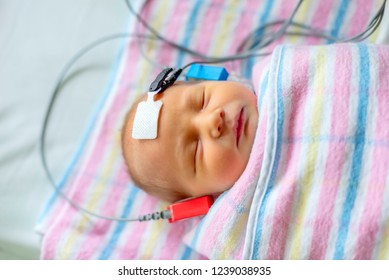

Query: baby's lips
<box><xmin>234</xmin><ymin>107</ymin><xmax>245</xmax><ymax>147</ymax></box>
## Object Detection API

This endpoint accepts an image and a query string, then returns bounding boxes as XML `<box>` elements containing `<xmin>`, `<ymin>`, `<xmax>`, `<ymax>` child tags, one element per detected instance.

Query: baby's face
<box><xmin>123</xmin><ymin>81</ymin><xmax>258</xmax><ymax>198</ymax></box>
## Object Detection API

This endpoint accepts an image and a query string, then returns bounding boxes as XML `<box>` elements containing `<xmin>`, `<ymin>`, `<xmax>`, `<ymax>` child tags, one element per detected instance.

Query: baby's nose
<box><xmin>208</xmin><ymin>108</ymin><xmax>225</xmax><ymax>138</ymax></box>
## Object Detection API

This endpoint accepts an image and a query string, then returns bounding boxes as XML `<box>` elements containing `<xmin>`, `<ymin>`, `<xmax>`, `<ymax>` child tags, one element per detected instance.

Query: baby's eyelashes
<box><xmin>191</xmin><ymin>129</ymin><xmax>201</xmax><ymax>175</ymax></box>
<box><xmin>197</xmin><ymin>90</ymin><xmax>205</xmax><ymax>111</ymax></box>
<box><xmin>193</xmin><ymin>139</ymin><xmax>200</xmax><ymax>173</ymax></box>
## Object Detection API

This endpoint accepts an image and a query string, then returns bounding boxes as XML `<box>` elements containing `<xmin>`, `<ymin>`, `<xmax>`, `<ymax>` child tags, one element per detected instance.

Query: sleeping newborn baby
<box><xmin>121</xmin><ymin>43</ymin><xmax>389</xmax><ymax>259</ymax></box>
<box><xmin>121</xmin><ymin>81</ymin><xmax>258</xmax><ymax>202</ymax></box>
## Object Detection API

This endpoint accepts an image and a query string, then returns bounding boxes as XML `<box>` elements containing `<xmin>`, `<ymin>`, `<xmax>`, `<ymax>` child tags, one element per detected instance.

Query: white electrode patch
<box><xmin>132</xmin><ymin>91</ymin><xmax>163</xmax><ymax>140</ymax></box>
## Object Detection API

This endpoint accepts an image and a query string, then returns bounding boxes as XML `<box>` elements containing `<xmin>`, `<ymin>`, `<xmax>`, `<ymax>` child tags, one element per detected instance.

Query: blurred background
<box><xmin>0</xmin><ymin>0</ymin><xmax>128</xmax><ymax>259</ymax></box>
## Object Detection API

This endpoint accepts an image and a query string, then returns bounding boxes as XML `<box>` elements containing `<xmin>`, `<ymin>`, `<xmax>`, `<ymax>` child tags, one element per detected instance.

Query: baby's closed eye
<box><xmin>194</xmin><ymin>137</ymin><xmax>205</xmax><ymax>174</ymax></box>
<box><xmin>195</xmin><ymin>90</ymin><xmax>205</xmax><ymax>111</ymax></box>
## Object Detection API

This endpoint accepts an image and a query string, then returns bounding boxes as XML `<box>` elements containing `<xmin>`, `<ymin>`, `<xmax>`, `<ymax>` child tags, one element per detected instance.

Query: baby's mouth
<box><xmin>235</xmin><ymin>108</ymin><xmax>244</xmax><ymax>147</ymax></box>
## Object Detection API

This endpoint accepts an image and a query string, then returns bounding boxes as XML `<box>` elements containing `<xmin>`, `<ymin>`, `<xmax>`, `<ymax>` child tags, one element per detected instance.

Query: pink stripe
<box><xmin>40</xmin><ymin>231</ymin><xmax>57</xmax><ymax>259</ymax></box>
<box><xmin>309</xmin><ymin>45</ymin><xmax>353</xmax><ymax>259</ymax></box>
<box><xmin>119</xmin><ymin>196</ymin><xmax>161</xmax><ymax>259</ymax></box>
<box><xmin>228</xmin><ymin>0</ymin><xmax>262</xmax><ymax>54</ymax></box>
<box><xmin>41</xmin><ymin>171</ymin><xmax>81</xmax><ymax>258</ymax></box>
<box><xmin>198</xmin><ymin>203</ymin><xmax>234</xmax><ymax>257</ymax></box>
<box><xmin>193</xmin><ymin>0</ymin><xmax>224</xmax><ymax>55</ymax></box>
<box><xmin>270</xmin><ymin>0</ymin><xmax>299</xmax><ymax>48</ymax></box>
<box><xmin>252</xmin><ymin>55</ymin><xmax>272</xmax><ymax>84</ymax></box>
<box><xmin>40</xmin><ymin>218</ymin><xmax>60</xmax><ymax>259</ymax></box>
<box><xmin>306</xmin><ymin>0</ymin><xmax>334</xmax><ymax>44</ymax></box>
<box><xmin>153</xmin><ymin>0</ymin><xmax>190</xmax><ymax>66</ymax></box>
<box><xmin>163</xmin><ymin>0</ymin><xmax>191</xmax><ymax>42</ymax></box>
<box><xmin>278</xmin><ymin>0</ymin><xmax>299</xmax><ymax>19</ymax></box>
<box><xmin>354</xmin><ymin>148</ymin><xmax>389</xmax><ymax>259</ymax></box>
<box><xmin>354</xmin><ymin>46</ymin><xmax>389</xmax><ymax>259</ymax></box>
<box><xmin>41</xmin><ymin>205</ymin><xmax>79</xmax><ymax>259</ymax></box>
<box><xmin>347</xmin><ymin>0</ymin><xmax>374</xmax><ymax>37</ymax></box>
<box><xmin>160</xmin><ymin>221</ymin><xmax>195</xmax><ymax>259</ymax></box>
<box><xmin>266</xmin><ymin>48</ymin><xmax>310</xmax><ymax>259</ymax></box>
<box><xmin>134</xmin><ymin>0</ymin><xmax>152</xmax><ymax>35</ymax></box>
<box><xmin>75</xmin><ymin>164</ymin><xmax>130</xmax><ymax>259</ymax></box>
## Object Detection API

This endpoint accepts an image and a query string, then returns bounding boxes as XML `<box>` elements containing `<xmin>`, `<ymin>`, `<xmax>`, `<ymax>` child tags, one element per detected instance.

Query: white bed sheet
<box><xmin>0</xmin><ymin>0</ymin><xmax>128</xmax><ymax>259</ymax></box>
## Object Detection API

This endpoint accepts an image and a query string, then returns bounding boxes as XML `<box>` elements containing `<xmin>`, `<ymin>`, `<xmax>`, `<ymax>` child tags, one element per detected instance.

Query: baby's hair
<box><xmin>121</xmin><ymin>93</ymin><xmax>187</xmax><ymax>203</ymax></box>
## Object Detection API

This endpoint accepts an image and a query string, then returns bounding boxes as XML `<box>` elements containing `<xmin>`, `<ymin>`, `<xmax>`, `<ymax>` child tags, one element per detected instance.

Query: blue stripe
<box><xmin>244</xmin><ymin>0</ymin><xmax>274</xmax><ymax>78</ymax></box>
<box><xmin>180</xmin><ymin>246</ymin><xmax>194</xmax><ymax>260</ymax></box>
<box><xmin>333</xmin><ymin>44</ymin><xmax>370</xmax><ymax>259</ymax></box>
<box><xmin>37</xmin><ymin>35</ymin><xmax>127</xmax><ymax>224</ymax></box>
<box><xmin>99</xmin><ymin>187</ymin><xmax>139</xmax><ymax>259</ymax></box>
<box><xmin>251</xmin><ymin>48</ymin><xmax>285</xmax><ymax>259</ymax></box>
<box><xmin>329</xmin><ymin>0</ymin><xmax>350</xmax><ymax>42</ymax></box>
<box><xmin>259</xmin><ymin>72</ymin><xmax>269</xmax><ymax>108</ymax></box>
<box><xmin>176</xmin><ymin>0</ymin><xmax>203</xmax><ymax>67</ymax></box>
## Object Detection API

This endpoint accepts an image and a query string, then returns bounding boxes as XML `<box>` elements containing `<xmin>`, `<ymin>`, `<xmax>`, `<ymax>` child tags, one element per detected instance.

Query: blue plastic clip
<box><xmin>185</xmin><ymin>65</ymin><xmax>229</xmax><ymax>81</ymax></box>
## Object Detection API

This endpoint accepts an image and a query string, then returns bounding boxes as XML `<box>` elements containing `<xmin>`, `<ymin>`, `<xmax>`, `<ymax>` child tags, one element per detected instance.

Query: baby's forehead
<box><xmin>127</xmin><ymin>80</ymin><xmax>206</xmax><ymax>142</ymax></box>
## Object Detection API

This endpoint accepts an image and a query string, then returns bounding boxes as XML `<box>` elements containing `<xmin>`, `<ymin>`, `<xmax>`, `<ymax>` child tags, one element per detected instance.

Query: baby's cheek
<box><xmin>209</xmin><ymin>149</ymin><xmax>246</xmax><ymax>185</ymax></box>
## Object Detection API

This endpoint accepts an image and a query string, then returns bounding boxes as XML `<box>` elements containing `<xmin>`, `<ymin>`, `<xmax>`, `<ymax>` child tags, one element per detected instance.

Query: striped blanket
<box><xmin>184</xmin><ymin>44</ymin><xmax>389</xmax><ymax>260</ymax></box>
<box><xmin>37</xmin><ymin>0</ymin><xmax>385</xmax><ymax>259</ymax></box>
<box><xmin>245</xmin><ymin>43</ymin><xmax>389</xmax><ymax>259</ymax></box>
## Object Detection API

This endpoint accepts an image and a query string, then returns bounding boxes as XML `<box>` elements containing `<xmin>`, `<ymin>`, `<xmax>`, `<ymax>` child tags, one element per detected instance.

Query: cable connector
<box><xmin>167</xmin><ymin>195</ymin><xmax>214</xmax><ymax>223</ymax></box>
<box><xmin>149</xmin><ymin>68</ymin><xmax>183</xmax><ymax>92</ymax></box>
<box><xmin>137</xmin><ymin>195</ymin><xmax>214</xmax><ymax>223</ymax></box>
<box><xmin>138</xmin><ymin>210</ymin><xmax>172</xmax><ymax>222</ymax></box>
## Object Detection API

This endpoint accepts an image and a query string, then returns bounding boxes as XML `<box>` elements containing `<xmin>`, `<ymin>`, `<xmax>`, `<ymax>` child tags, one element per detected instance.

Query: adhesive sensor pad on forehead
<box><xmin>131</xmin><ymin>67</ymin><xmax>181</xmax><ymax>140</ymax></box>
<box><xmin>132</xmin><ymin>90</ymin><xmax>163</xmax><ymax>140</ymax></box>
